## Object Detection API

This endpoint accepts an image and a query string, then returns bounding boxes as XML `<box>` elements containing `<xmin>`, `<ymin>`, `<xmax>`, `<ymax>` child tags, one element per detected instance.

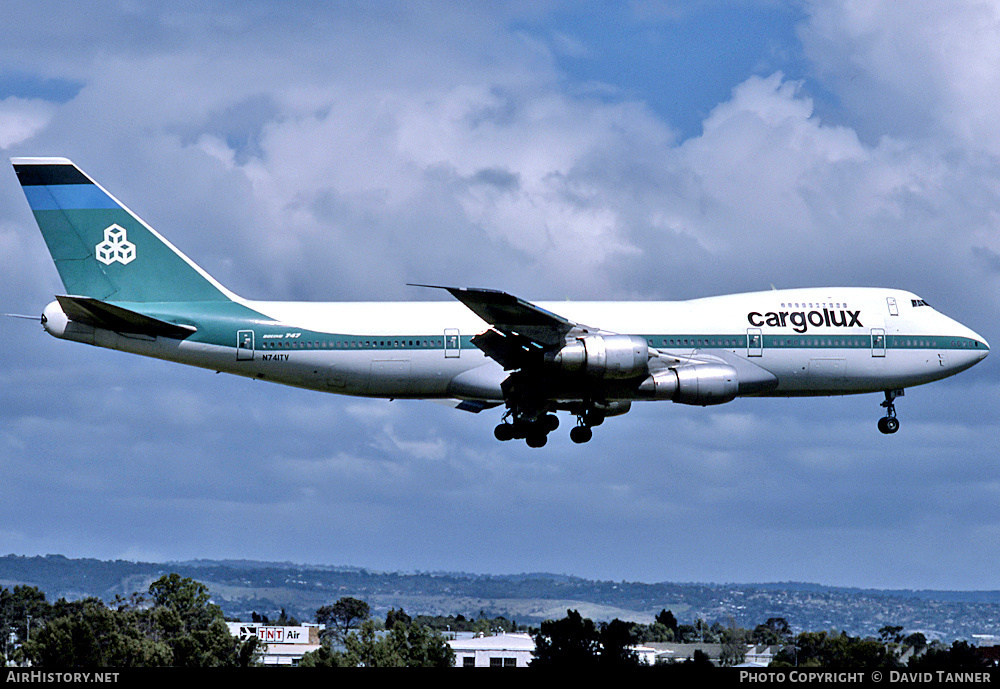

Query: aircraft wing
<box><xmin>414</xmin><ymin>285</ymin><xmax>599</xmax><ymax>369</ymax></box>
<box><xmin>422</xmin><ymin>285</ymin><xmax>734</xmax><ymax>373</ymax></box>
<box><xmin>55</xmin><ymin>295</ymin><xmax>197</xmax><ymax>339</ymax></box>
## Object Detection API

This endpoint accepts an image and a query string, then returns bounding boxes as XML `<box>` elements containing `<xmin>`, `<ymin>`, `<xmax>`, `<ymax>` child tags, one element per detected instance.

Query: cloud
<box><xmin>0</xmin><ymin>97</ymin><xmax>55</xmax><ymax>149</ymax></box>
<box><xmin>801</xmin><ymin>0</ymin><xmax>1000</xmax><ymax>155</ymax></box>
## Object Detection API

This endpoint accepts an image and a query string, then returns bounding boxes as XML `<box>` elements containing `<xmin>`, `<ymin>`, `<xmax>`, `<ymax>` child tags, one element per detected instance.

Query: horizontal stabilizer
<box><xmin>55</xmin><ymin>295</ymin><xmax>196</xmax><ymax>339</ymax></box>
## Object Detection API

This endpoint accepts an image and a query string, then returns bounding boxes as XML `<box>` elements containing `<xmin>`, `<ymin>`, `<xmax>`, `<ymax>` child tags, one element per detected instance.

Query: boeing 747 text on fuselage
<box><xmin>11</xmin><ymin>157</ymin><xmax>989</xmax><ymax>447</ymax></box>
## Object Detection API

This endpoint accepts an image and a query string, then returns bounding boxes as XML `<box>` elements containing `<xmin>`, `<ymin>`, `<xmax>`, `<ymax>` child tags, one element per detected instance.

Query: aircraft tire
<box><xmin>495</xmin><ymin>424</ymin><xmax>516</xmax><ymax>441</ymax></box>
<box><xmin>526</xmin><ymin>433</ymin><xmax>548</xmax><ymax>448</ymax></box>
<box><xmin>570</xmin><ymin>425</ymin><xmax>593</xmax><ymax>444</ymax></box>
<box><xmin>878</xmin><ymin>416</ymin><xmax>900</xmax><ymax>434</ymax></box>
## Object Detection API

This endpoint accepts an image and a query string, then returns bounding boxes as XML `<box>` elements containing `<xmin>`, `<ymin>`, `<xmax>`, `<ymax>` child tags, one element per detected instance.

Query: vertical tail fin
<box><xmin>12</xmin><ymin>157</ymin><xmax>234</xmax><ymax>303</ymax></box>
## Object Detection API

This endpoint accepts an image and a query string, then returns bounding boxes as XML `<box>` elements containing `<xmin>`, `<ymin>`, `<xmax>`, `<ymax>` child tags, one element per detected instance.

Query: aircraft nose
<box><xmin>967</xmin><ymin>324</ymin><xmax>989</xmax><ymax>360</ymax></box>
<box><xmin>962</xmin><ymin>328</ymin><xmax>989</xmax><ymax>365</ymax></box>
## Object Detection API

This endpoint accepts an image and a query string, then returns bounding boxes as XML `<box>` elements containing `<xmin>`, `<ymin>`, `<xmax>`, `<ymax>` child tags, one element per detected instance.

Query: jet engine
<box><xmin>545</xmin><ymin>335</ymin><xmax>650</xmax><ymax>380</ymax></box>
<box><xmin>638</xmin><ymin>363</ymin><xmax>739</xmax><ymax>406</ymax></box>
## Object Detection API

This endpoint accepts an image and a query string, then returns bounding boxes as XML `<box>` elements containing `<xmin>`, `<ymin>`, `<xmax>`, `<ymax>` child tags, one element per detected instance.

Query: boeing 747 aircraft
<box><xmin>11</xmin><ymin>157</ymin><xmax>990</xmax><ymax>447</ymax></box>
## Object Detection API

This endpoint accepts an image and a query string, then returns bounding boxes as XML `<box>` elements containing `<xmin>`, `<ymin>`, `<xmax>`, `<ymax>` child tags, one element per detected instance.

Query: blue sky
<box><xmin>2</xmin><ymin>1</ymin><xmax>1000</xmax><ymax>593</ymax></box>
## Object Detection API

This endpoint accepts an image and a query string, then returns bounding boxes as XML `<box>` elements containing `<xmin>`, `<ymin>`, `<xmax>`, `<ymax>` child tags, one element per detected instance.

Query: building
<box><xmin>743</xmin><ymin>645</ymin><xmax>778</xmax><ymax>666</ymax></box>
<box><xmin>227</xmin><ymin>623</ymin><xmax>322</xmax><ymax>666</ymax></box>
<box><xmin>448</xmin><ymin>632</ymin><xmax>535</xmax><ymax>667</ymax></box>
<box><xmin>647</xmin><ymin>642</ymin><xmax>722</xmax><ymax>665</ymax></box>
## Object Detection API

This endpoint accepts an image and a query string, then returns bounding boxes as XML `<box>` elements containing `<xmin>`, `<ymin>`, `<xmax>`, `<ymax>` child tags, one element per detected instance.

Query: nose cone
<box><xmin>975</xmin><ymin>334</ymin><xmax>989</xmax><ymax>362</ymax></box>
<box><xmin>964</xmin><ymin>322</ymin><xmax>989</xmax><ymax>361</ymax></box>
<box><xmin>950</xmin><ymin>321</ymin><xmax>989</xmax><ymax>372</ymax></box>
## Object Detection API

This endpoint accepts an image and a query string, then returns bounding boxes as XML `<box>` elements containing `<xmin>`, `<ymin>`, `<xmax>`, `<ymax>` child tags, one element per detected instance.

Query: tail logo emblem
<box><xmin>96</xmin><ymin>224</ymin><xmax>136</xmax><ymax>265</ymax></box>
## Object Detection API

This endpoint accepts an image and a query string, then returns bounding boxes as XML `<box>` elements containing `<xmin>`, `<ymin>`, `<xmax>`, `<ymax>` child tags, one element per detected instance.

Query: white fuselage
<box><xmin>46</xmin><ymin>287</ymin><xmax>989</xmax><ymax>404</ymax></box>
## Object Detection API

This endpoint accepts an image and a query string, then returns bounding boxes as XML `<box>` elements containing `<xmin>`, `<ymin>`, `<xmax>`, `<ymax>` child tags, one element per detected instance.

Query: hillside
<box><xmin>2</xmin><ymin>554</ymin><xmax>998</xmax><ymax>643</ymax></box>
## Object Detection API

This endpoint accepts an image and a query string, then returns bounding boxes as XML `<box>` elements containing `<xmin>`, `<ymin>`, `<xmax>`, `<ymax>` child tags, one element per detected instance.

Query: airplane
<box><xmin>10</xmin><ymin>156</ymin><xmax>990</xmax><ymax>447</ymax></box>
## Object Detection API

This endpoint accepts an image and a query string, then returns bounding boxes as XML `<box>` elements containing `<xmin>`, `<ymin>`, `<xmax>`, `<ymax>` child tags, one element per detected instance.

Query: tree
<box><xmin>0</xmin><ymin>585</ymin><xmax>51</xmax><ymax>665</ymax></box>
<box><xmin>903</xmin><ymin>632</ymin><xmax>928</xmax><ymax>655</ymax></box>
<box><xmin>23</xmin><ymin>598</ymin><xmax>171</xmax><ymax>667</ymax></box>
<box><xmin>879</xmin><ymin>625</ymin><xmax>905</xmax><ymax>644</ymax></box>
<box><xmin>773</xmin><ymin>630</ymin><xmax>901</xmax><ymax>668</ymax></box>
<box><xmin>532</xmin><ymin>610</ymin><xmax>643</xmax><ymax>667</ymax></box>
<box><xmin>720</xmin><ymin>619</ymin><xmax>748</xmax><ymax>667</ymax></box>
<box><xmin>332</xmin><ymin>618</ymin><xmax>454</xmax><ymax>668</ymax></box>
<box><xmin>531</xmin><ymin>610</ymin><xmax>600</xmax><ymax>667</ymax></box>
<box><xmin>385</xmin><ymin>607</ymin><xmax>411</xmax><ymax>628</ymax></box>
<box><xmin>752</xmin><ymin>617</ymin><xmax>792</xmax><ymax>646</ymax></box>
<box><xmin>298</xmin><ymin>644</ymin><xmax>346</xmax><ymax>667</ymax></box>
<box><xmin>7</xmin><ymin>575</ymin><xmax>256</xmax><ymax>668</ymax></box>
<box><xmin>316</xmin><ymin>597</ymin><xmax>370</xmax><ymax>643</ymax></box>
<box><xmin>598</xmin><ymin>619</ymin><xmax>640</xmax><ymax>667</ymax></box>
<box><xmin>148</xmin><ymin>573</ymin><xmax>220</xmax><ymax>635</ymax></box>
<box><xmin>655</xmin><ymin>609</ymin><xmax>679</xmax><ymax>635</ymax></box>
<box><xmin>909</xmin><ymin>641</ymin><xmax>988</xmax><ymax>669</ymax></box>
<box><xmin>677</xmin><ymin>623</ymin><xmax>699</xmax><ymax>643</ymax></box>
<box><xmin>144</xmin><ymin>574</ymin><xmax>251</xmax><ymax>667</ymax></box>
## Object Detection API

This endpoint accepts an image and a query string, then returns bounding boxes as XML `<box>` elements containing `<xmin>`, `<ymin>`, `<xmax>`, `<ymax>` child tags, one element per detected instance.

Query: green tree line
<box><xmin>1</xmin><ymin>574</ymin><xmax>259</xmax><ymax>667</ymax></box>
<box><xmin>530</xmin><ymin>609</ymin><xmax>994</xmax><ymax>669</ymax></box>
<box><xmin>3</xmin><ymin>581</ymin><xmax>993</xmax><ymax>669</ymax></box>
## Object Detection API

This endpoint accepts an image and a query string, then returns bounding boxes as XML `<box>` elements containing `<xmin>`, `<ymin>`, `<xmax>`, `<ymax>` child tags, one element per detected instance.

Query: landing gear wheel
<box><xmin>569</xmin><ymin>425</ymin><xmax>593</xmax><ymax>444</ymax></box>
<box><xmin>494</xmin><ymin>423</ymin><xmax>516</xmax><ymax>441</ymax></box>
<box><xmin>878</xmin><ymin>416</ymin><xmax>899</xmax><ymax>434</ymax></box>
<box><xmin>525</xmin><ymin>433</ymin><xmax>548</xmax><ymax>448</ymax></box>
<box><xmin>878</xmin><ymin>389</ymin><xmax>903</xmax><ymax>435</ymax></box>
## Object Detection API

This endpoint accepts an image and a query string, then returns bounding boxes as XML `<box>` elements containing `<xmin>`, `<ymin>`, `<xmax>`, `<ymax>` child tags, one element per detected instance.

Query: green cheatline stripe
<box><xmin>207</xmin><ymin>330</ymin><xmax>987</xmax><ymax>352</ymax></box>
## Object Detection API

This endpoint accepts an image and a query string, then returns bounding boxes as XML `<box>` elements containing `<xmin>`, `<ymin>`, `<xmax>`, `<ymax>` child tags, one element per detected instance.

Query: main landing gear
<box><xmin>878</xmin><ymin>389</ymin><xmax>903</xmax><ymax>434</ymax></box>
<box><xmin>569</xmin><ymin>408</ymin><xmax>604</xmax><ymax>444</ymax></box>
<box><xmin>494</xmin><ymin>411</ymin><xmax>559</xmax><ymax>448</ymax></box>
<box><xmin>494</xmin><ymin>406</ymin><xmax>606</xmax><ymax>447</ymax></box>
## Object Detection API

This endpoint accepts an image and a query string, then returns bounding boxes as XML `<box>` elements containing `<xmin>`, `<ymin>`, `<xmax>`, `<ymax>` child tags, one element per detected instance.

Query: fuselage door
<box><xmin>444</xmin><ymin>328</ymin><xmax>461</xmax><ymax>358</ymax></box>
<box><xmin>871</xmin><ymin>328</ymin><xmax>886</xmax><ymax>358</ymax></box>
<box><xmin>747</xmin><ymin>328</ymin><xmax>763</xmax><ymax>357</ymax></box>
<box><xmin>237</xmin><ymin>329</ymin><xmax>255</xmax><ymax>360</ymax></box>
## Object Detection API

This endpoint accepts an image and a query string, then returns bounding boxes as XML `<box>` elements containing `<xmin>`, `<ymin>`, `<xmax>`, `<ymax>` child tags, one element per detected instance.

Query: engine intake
<box><xmin>638</xmin><ymin>363</ymin><xmax>739</xmax><ymax>406</ymax></box>
<box><xmin>546</xmin><ymin>335</ymin><xmax>650</xmax><ymax>380</ymax></box>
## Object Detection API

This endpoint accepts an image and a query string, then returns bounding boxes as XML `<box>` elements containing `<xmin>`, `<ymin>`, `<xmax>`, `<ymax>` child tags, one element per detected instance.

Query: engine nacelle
<box><xmin>638</xmin><ymin>363</ymin><xmax>739</xmax><ymax>406</ymax></box>
<box><xmin>546</xmin><ymin>335</ymin><xmax>650</xmax><ymax>380</ymax></box>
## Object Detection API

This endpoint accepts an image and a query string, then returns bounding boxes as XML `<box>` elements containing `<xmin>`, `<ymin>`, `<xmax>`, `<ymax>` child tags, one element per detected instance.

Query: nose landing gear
<box><xmin>878</xmin><ymin>389</ymin><xmax>903</xmax><ymax>434</ymax></box>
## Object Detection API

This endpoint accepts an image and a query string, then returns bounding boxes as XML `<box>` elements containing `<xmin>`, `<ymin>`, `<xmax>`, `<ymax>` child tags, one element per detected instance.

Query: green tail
<box><xmin>12</xmin><ymin>157</ymin><xmax>232</xmax><ymax>303</ymax></box>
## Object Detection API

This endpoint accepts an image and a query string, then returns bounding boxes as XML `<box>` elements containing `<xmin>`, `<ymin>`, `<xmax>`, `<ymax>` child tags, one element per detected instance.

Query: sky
<box><xmin>2</xmin><ymin>0</ymin><xmax>1000</xmax><ymax>593</ymax></box>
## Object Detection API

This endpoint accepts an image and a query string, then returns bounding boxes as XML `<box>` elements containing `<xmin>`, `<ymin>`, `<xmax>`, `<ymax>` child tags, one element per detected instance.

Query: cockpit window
<box><xmin>911</xmin><ymin>299</ymin><xmax>930</xmax><ymax>307</ymax></box>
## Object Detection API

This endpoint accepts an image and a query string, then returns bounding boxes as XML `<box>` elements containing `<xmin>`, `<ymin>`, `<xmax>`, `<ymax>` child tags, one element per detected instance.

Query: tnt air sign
<box><xmin>234</xmin><ymin>625</ymin><xmax>306</xmax><ymax>644</ymax></box>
